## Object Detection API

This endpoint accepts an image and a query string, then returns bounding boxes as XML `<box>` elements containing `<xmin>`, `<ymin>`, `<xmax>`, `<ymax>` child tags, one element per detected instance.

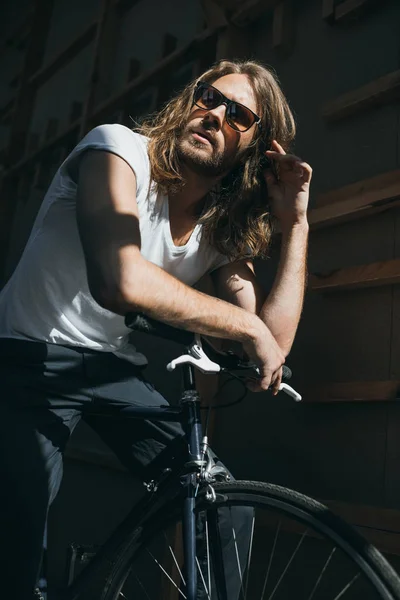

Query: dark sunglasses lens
<box><xmin>194</xmin><ymin>85</ymin><xmax>221</xmax><ymax>109</ymax></box>
<box><xmin>227</xmin><ymin>102</ymin><xmax>254</xmax><ymax>132</ymax></box>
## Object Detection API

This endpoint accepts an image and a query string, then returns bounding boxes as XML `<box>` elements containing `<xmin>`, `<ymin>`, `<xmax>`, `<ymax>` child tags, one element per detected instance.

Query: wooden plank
<box><xmin>7</xmin><ymin>119</ymin><xmax>80</xmax><ymax>176</ymax></box>
<box><xmin>310</xmin><ymin>258</ymin><xmax>400</xmax><ymax>293</ymax></box>
<box><xmin>79</xmin><ymin>0</ymin><xmax>115</xmax><ymax>137</ymax></box>
<box><xmin>316</xmin><ymin>169</ymin><xmax>400</xmax><ymax>208</ymax></box>
<box><xmin>28</xmin><ymin>22</ymin><xmax>97</xmax><ymax>90</ymax></box>
<box><xmin>92</xmin><ymin>27</ymin><xmax>219</xmax><ymax>122</ymax></box>
<box><xmin>322</xmin><ymin>70</ymin><xmax>400</xmax><ymax>122</ymax></box>
<box><xmin>308</xmin><ymin>172</ymin><xmax>400</xmax><ymax>230</ymax></box>
<box><xmin>302</xmin><ymin>381</ymin><xmax>400</xmax><ymax>403</ymax></box>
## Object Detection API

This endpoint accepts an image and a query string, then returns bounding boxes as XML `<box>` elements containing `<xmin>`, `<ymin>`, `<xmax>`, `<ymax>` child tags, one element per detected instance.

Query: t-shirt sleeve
<box><xmin>61</xmin><ymin>124</ymin><xmax>150</xmax><ymax>196</ymax></box>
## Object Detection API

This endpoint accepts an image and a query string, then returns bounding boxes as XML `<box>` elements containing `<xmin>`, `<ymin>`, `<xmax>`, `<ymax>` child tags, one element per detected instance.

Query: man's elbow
<box><xmin>88</xmin><ymin>262</ymin><xmax>145</xmax><ymax>315</ymax></box>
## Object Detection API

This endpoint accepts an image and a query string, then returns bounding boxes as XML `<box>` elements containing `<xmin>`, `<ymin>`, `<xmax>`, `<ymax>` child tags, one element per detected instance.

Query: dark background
<box><xmin>1</xmin><ymin>0</ymin><xmax>400</xmax><ymax>591</ymax></box>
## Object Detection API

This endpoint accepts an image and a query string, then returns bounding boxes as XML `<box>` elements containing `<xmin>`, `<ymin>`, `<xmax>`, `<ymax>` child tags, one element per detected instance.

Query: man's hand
<box><xmin>242</xmin><ymin>324</ymin><xmax>286</xmax><ymax>395</ymax></box>
<box><xmin>264</xmin><ymin>140</ymin><xmax>312</xmax><ymax>229</ymax></box>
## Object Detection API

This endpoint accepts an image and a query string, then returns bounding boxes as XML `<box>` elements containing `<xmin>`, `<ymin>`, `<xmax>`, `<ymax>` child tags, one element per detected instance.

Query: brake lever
<box><xmin>243</xmin><ymin>367</ymin><xmax>302</xmax><ymax>402</ymax></box>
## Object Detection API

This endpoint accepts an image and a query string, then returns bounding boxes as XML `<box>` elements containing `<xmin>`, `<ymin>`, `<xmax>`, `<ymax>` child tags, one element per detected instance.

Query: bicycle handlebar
<box><xmin>125</xmin><ymin>312</ymin><xmax>292</xmax><ymax>382</ymax></box>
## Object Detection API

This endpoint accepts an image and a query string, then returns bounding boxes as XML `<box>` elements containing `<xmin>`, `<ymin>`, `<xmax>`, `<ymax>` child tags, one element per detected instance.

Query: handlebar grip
<box><xmin>125</xmin><ymin>313</ymin><xmax>293</xmax><ymax>382</ymax></box>
<box><xmin>282</xmin><ymin>365</ymin><xmax>292</xmax><ymax>381</ymax></box>
<box><xmin>125</xmin><ymin>312</ymin><xmax>195</xmax><ymax>346</ymax></box>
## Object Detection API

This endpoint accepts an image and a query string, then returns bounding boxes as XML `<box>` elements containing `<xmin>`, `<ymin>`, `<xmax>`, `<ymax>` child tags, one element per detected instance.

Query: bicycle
<box><xmin>47</xmin><ymin>312</ymin><xmax>400</xmax><ymax>600</ymax></box>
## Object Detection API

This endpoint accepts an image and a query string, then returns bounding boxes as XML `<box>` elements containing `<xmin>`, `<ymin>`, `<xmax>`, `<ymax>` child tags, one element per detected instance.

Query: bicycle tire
<box><xmin>99</xmin><ymin>480</ymin><xmax>400</xmax><ymax>600</ymax></box>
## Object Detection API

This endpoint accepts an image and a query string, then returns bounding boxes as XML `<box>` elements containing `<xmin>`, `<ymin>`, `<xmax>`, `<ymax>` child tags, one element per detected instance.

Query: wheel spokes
<box><xmin>267</xmin><ymin>529</ymin><xmax>308</xmax><ymax>600</ymax></box>
<box><xmin>307</xmin><ymin>547</ymin><xmax>336</xmax><ymax>600</ymax></box>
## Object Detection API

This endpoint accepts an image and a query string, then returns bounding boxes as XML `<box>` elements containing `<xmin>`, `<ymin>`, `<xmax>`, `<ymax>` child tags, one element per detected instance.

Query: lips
<box><xmin>192</xmin><ymin>129</ymin><xmax>214</xmax><ymax>145</ymax></box>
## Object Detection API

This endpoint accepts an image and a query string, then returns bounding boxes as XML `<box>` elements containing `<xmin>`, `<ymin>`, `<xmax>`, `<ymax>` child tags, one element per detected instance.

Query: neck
<box><xmin>168</xmin><ymin>166</ymin><xmax>219</xmax><ymax>218</ymax></box>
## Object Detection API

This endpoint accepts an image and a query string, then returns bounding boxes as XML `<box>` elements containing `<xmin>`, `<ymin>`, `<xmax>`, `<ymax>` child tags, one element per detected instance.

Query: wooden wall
<box><xmin>1</xmin><ymin>0</ymin><xmax>400</xmax><ymax>589</ymax></box>
<box><xmin>211</xmin><ymin>0</ymin><xmax>400</xmax><ymax>548</ymax></box>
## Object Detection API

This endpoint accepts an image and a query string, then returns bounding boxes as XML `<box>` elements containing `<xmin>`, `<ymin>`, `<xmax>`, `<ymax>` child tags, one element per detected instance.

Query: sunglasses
<box><xmin>193</xmin><ymin>81</ymin><xmax>261</xmax><ymax>133</ymax></box>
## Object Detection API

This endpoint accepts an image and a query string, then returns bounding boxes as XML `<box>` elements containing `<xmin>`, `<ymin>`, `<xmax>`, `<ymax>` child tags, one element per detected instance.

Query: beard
<box><xmin>176</xmin><ymin>129</ymin><xmax>234</xmax><ymax>178</ymax></box>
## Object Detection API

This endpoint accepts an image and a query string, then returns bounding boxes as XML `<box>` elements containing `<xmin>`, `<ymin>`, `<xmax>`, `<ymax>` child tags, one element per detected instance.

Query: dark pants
<box><xmin>0</xmin><ymin>339</ymin><xmax>250</xmax><ymax>599</ymax></box>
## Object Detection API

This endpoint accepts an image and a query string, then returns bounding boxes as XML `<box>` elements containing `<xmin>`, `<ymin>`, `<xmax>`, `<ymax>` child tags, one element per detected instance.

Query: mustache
<box><xmin>187</xmin><ymin>126</ymin><xmax>218</xmax><ymax>147</ymax></box>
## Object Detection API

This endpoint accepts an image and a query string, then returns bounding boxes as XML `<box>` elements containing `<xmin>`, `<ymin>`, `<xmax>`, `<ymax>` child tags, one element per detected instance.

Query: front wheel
<box><xmin>101</xmin><ymin>480</ymin><xmax>400</xmax><ymax>600</ymax></box>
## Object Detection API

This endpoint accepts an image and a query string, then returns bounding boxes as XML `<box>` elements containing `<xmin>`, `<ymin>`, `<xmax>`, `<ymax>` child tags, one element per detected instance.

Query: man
<box><xmin>0</xmin><ymin>59</ymin><xmax>311</xmax><ymax>598</ymax></box>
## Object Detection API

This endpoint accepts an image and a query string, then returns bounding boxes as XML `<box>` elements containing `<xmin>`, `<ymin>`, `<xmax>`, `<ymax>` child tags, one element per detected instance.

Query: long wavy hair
<box><xmin>138</xmin><ymin>59</ymin><xmax>296</xmax><ymax>260</ymax></box>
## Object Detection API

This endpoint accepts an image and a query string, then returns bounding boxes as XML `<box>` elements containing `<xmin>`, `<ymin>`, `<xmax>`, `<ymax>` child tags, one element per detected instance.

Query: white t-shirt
<box><xmin>0</xmin><ymin>124</ymin><xmax>229</xmax><ymax>364</ymax></box>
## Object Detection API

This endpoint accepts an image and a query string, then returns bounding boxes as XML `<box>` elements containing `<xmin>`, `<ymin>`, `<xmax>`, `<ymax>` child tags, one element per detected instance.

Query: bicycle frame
<box><xmin>62</xmin><ymin>363</ymin><xmax>202</xmax><ymax>600</ymax></box>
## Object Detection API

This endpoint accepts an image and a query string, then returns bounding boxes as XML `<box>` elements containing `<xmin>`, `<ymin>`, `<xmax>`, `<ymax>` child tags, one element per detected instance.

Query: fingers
<box><xmin>266</xmin><ymin>152</ymin><xmax>312</xmax><ymax>183</ymax></box>
<box><xmin>271</xmin><ymin>367</ymin><xmax>283</xmax><ymax>396</ymax></box>
<box><xmin>271</xmin><ymin>140</ymin><xmax>286</xmax><ymax>154</ymax></box>
<box><xmin>246</xmin><ymin>365</ymin><xmax>283</xmax><ymax>395</ymax></box>
<box><xmin>271</xmin><ymin>140</ymin><xmax>313</xmax><ymax>180</ymax></box>
<box><xmin>246</xmin><ymin>369</ymin><xmax>273</xmax><ymax>393</ymax></box>
<box><xmin>264</xmin><ymin>168</ymin><xmax>278</xmax><ymax>186</ymax></box>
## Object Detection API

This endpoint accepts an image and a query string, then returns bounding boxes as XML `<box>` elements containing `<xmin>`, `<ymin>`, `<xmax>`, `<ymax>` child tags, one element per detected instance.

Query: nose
<box><xmin>202</xmin><ymin>103</ymin><xmax>227</xmax><ymax>130</ymax></box>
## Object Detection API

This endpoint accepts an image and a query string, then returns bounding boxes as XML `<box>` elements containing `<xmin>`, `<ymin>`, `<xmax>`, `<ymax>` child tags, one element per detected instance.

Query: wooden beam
<box><xmin>28</xmin><ymin>22</ymin><xmax>97</xmax><ymax>90</ymax></box>
<box><xmin>316</xmin><ymin>169</ymin><xmax>400</xmax><ymax>208</ymax></box>
<box><xmin>322</xmin><ymin>70</ymin><xmax>400</xmax><ymax>122</ymax></box>
<box><xmin>7</xmin><ymin>119</ymin><xmax>80</xmax><ymax>176</ymax></box>
<box><xmin>302</xmin><ymin>381</ymin><xmax>400</xmax><ymax>403</ymax></box>
<box><xmin>308</xmin><ymin>170</ymin><xmax>400</xmax><ymax>230</ymax></box>
<box><xmin>92</xmin><ymin>27</ymin><xmax>219</xmax><ymax>122</ymax></box>
<box><xmin>310</xmin><ymin>258</ymin><xmax>400</xmax><ymax>293</ymax></box>
<box><xmin>80</xmin><ymin>0</ymin><xmax>119</xmax><ymax>137</ymax></box>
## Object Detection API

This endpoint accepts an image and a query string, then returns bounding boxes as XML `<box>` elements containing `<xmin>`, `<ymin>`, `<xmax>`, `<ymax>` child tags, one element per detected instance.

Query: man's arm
<box><xmin>211</xmin><ymin>221</ymin><xmax>308</xmax><ymax>357</ymax></box>
<box><xmin>212</xmin><ymin>138</ymin><xmax>312</xmax><ymax>357</ymax></box>
<box><xmin>76</xmin><ymin>149</ymin><xmax>285</xmax><ymax>392</ymax></box>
